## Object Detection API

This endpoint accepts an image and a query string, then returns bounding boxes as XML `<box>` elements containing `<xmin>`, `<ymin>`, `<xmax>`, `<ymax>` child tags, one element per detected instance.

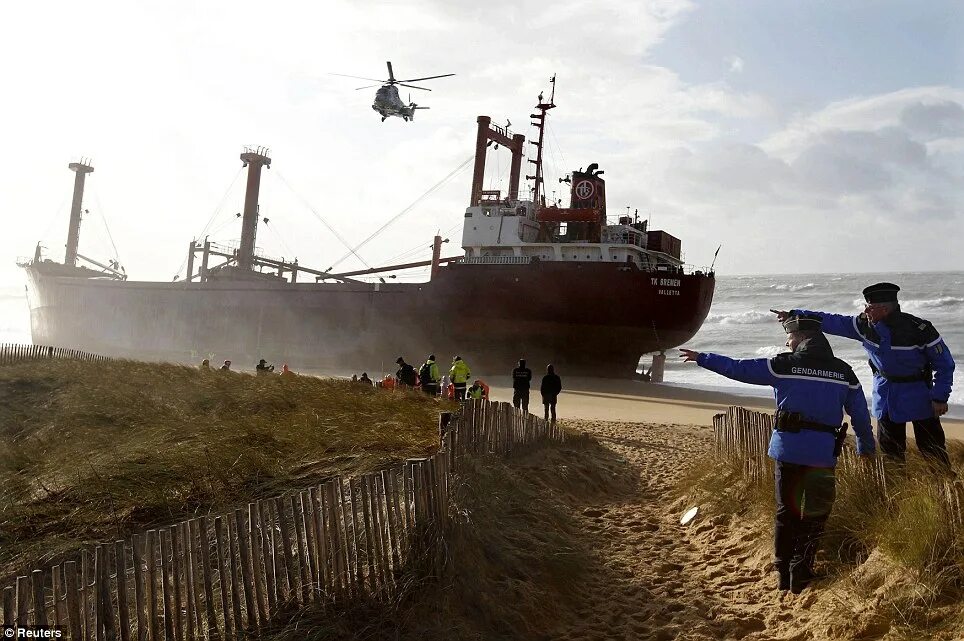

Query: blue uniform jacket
<box><xmin>697</xmin><ymin>335</ymin><xmax>875</xmax><ymax>468</ymax></box>
<box><xmin>794</xmin><ymin>307</ymin><xmax>955</xmax><ymax>422</ymax></box>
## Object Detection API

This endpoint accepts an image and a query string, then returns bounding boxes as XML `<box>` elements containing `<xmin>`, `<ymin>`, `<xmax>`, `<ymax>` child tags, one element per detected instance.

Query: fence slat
<box><xmin>195</xmin><ymin>518</ymin><xmax>220</xmax><ymax>640</ymax></box>
<box><xmin>248</xmin><ymin>503</ymin><xmax>268</xmax><ymax>625</ymax></box>
<box><xmin>290</xmin><ymin>495</ymin><xmax>310</xmax><ymax>604</ymax></box>
<box><xmin>233</xmin><ymin>509</ymin><xmax>257</xmax><ymax>630</ymax></box>
<box><xmin>213</xmin><ymin>516</ymin><xmax>235</xmax><ymax>640</ymax></box>
<box><xmin>115</xmin><ymin>542</ymin><xmax>131</xmax><ymax>641</ymax></box>
<box><xmin>65</xmin><ymin>562</ymin><xmax>82</xmax><ymax>641</ymax></box>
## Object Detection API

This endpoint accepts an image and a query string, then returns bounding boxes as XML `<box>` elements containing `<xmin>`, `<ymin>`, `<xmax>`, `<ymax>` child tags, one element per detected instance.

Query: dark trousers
<box><xmin>878</xmin><ymin>414</ymin><xmax>950</xmax><ymax>467</ymax></box>
<box><xmin>454</xmin><ymin>382</ymin><xmax>466</xmax><ymax>401</ymax></box>
<box><xmin>512</xmin><ymin>389</ymin><xmax>529</xmax><ymax>412</ymax></box>
<box><xmin>543</xmin><ymin>398</ymin><xmax>557</xmax><ymax>422</ymax></box>
<box><xmin>774</xmin><ymin>461</ymin><xmax>835</xmax><ymax>588</ymax></box>
<box><xmin>422</xmin><ymin>384</ymin><xmax>438</xmax><ymax>397</ymax></box>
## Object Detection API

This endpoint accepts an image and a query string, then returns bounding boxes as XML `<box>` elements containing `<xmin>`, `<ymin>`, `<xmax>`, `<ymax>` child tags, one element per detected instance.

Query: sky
<box><xmin>0</xmin><ymin>0</ymin><xmax>962</xmax><ymax>287</ymax></box>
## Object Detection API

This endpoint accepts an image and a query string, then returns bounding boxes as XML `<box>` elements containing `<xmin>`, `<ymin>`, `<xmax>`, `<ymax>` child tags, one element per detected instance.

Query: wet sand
<box><xmin>484</xmin><ymin>376</ymin><xmax>964</xmax><ymax>438</ymax></box>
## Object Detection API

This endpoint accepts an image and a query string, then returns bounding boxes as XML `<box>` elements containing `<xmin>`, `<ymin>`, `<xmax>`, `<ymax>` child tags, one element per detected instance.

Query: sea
<box><xmin>2</xmin><ymin>272</ymin><xmax>962</xmax><ymax>416</ymax></box>
<box><xmin>659</xmin><ymin>271</ymin><xmax>964</xmax><ymax>418</ymax></box>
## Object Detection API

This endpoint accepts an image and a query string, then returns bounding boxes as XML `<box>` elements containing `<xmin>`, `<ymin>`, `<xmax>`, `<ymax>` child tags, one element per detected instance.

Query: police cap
<box><xmin>862</xmin><ymin>282</ymin><xmax>900</xmax><ymax>304</ymax></box>
<box><xmin>782</xmin><ymin>313</ymin><xmax>822</xmax><ymax>334</ymax></box>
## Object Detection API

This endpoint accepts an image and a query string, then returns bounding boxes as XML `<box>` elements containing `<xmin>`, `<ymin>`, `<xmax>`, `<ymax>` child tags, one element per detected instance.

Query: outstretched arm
<box><xmin>845</xmin><ymin>384</ymin><xmax>876</xmax><ymax>455</ymax></box>
<box><xmin>774</xmin><ymin>308</ymin><xmax>863</xmax><ymax>341</ymax></box>
<box><xmin>680</xmin><ymin>349</ymin><xmax>776</xmax><ymax>386</ymax></box>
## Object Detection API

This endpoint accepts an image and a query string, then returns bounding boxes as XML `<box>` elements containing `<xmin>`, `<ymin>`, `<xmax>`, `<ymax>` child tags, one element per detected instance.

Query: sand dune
<box><xmin>545</xmin><ymin>420</ymin><xmax>962</xmax><ymax>640</ymax></box>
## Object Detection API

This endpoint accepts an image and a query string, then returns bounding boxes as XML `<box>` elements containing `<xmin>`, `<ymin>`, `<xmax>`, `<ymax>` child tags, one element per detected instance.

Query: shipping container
<box><xmin>646</xmin><ymin>230</ymin><xmax>681</xmax><ymax>259</ymax></box>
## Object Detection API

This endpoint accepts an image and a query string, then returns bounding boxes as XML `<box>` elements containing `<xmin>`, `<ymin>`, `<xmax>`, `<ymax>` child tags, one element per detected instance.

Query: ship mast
<box><xmin>64</xmin><ymin>159</ymin><xmax>94</xmax><ymax>267</ymax></box>
<box><xmin>238</xmin><ymin>147</ymin><xmax>271</xmax><ymax>271</ymax></box>
<box><xmin>527</xmin><ymin>75</ymin><xmax>556</xmax><ymax>209</ymax></box>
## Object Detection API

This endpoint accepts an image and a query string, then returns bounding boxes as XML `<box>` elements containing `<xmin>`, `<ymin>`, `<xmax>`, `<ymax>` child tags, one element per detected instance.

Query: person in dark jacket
<box><xmin>774</xmin><ymin>282</ymin><xmax>955</xmax><ymax>467</ymax></box>
<box><xmin>220</xmin><ymin>360</ymin><xmax>232</xmax><ymax>371</ymax></box>
<box><xmin>540</xmin><ymin>364</ymin><xmax>562</xmax><ymax>423</ymax></box>
<box><xmin>681</xmin><ymin>313</ymin><xmax>875</xmax><ymax>593</ymax></box>
<box><xmin>395</xmin><ymin>357</ymin><xmax>417</xmax><ymax>387</ymax></box>
<box><xmin>359</xmin><ymin>372</ymin><xmax>373</xmax><ymax>386</ymax></box>
<box><xmin>256</xmin><ymin>359</ymin><xmax>275</xmax><ymax>375</ymax></box>
<box><xmin>512</xmin><ymin>359</ymin><xmax>533</xmax><ymax>412</ymax></box>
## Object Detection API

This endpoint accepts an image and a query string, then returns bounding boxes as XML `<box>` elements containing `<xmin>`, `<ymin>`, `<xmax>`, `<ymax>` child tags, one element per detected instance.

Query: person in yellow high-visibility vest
<box><xmin>449</xmin><ymin>355</ymin><xmax>471</xmax><ymax>401</ymax></box>
<box><xmin>467</xmin><ymin>379</ymin><xmax>485</xmax><ymax>400</ymax></box>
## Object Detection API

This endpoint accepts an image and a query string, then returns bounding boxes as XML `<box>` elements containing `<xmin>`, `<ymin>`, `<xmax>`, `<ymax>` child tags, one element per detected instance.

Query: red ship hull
<box><xmin>24</xmin><ymin>261</ymin><xmax>714</xmax><ymax>377</ymax></box>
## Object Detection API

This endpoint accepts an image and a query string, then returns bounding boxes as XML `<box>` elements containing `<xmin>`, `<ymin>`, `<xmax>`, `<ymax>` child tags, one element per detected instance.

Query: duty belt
<box><xmin>774</xmin><ymin>410</ymin><xmax>849</xmax><ymax>456</ymax></box>
<box><xmin>868</xmin><ymin>360</ymin><xmax>931</xmax><ymax>385</ymax></box>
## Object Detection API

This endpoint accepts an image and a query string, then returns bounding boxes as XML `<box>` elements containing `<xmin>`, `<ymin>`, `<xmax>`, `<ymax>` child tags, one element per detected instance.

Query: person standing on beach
<box><xmin>419</xmin><ymin>354</ymin><xmax>441</xmax><ymax>397</ymax></box>
<box><xmin>395</xmin><ymin>357</ymin><xmax>417</xmax><ymax>388</ymax></box>
<box><xmin>773</xmin><ymin>282</ymin><xmax>955</xmax><ymax>468</ymax></box>
<box><xmin>540</xmin><ymin>364</ymin><xmax>562</xmax><ymax>423</ymax></box>
<box><xmin>680</xmin><ymin>313</ymin><xmax>876</xmax><ymax>593</ymax></box>
<box><xmin>449</xmin><ymin>355</ymin><xmax>471</xmax><ymax>401</ymax></box>
<box><xmin>512</xmin><ymin>359</ymin><xmax>533</xmax><ymax>412</ymax></box>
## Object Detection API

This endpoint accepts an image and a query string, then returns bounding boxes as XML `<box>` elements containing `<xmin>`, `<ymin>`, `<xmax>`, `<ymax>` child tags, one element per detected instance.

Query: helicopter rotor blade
<box><xmin>386</xmin><ymin>61</ymin><xmax>395</xmax><ymax>82</ymax></box>
<box><xmin>398</xmin><ymin>73</ymin><xmax>455</xmax><ymax>82</ymax></box>
<box><xmin>330</xmin><ymin>72</ymin><xmax>388</xmax><ymax>83</ymax></box>
<box><xmin>398</xmin><ymin>83</ymin><xmax>431</xmax><ymax>91</ymax></box>
<box><xmin>354</xmin><ymin>84</ymin><xmax>381</xmax><ymax>90</ymax></box>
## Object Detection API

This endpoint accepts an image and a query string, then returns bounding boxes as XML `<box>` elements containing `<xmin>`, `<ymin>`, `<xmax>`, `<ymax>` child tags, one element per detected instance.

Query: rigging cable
<box><xmin>326</xmin><ymin>154</ymin><xmax>475</xmax><ymax>271</ymax></box>
<box><xmin>272</xmin><ymin>170</ymin><xmax>373</xmax><ymax>270</ymax></box>
<box><xmin>91</xmin><ymin>189</ymin><xmax>120</xmax><ymax>260</ymax></box>
<box><xmin>172</xmin><ymin>166</ymin><xmax>244</xmax><ymax>279</ymax></box>
<box><xmin>196</xmin><ymin>166</ymin><xmax>244</xmax><ymax>240</ymax></box>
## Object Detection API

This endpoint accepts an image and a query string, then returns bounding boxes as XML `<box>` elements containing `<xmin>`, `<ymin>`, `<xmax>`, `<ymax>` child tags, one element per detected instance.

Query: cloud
<box><xmin>900</xmin><ymin>100</ymin><xmax>964</xmax><ymax>140</ymax></box>
<box><xmin>725</xmin><ymin>55</ymin><xmax>745</xmax><ymax>74</ymax></box>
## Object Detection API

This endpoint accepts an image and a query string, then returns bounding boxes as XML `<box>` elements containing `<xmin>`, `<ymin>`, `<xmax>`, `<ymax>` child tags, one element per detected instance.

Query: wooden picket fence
<box><xmin>0</xmin><ymin>343</ymin><xmax>113</xmax><ymax>366</ymax></box>
<box><xmin>1</xmin><ymin>399</ymin><xmax>563</xmax><ymax>639</ymax></box>
<box><xmin>713</xmin><ymin>405</ymin><xmax>964</xmax><ymax>533</ymax></box>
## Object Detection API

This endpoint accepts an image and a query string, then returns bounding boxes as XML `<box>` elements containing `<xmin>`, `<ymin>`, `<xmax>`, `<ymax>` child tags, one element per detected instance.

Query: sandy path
<box><xmin>552</xmin><ymin>420</ymin><xmax>837</xmax><ymax>641</ymax></box>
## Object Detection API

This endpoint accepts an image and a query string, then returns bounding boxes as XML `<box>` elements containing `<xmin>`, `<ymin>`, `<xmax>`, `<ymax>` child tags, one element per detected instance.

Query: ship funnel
<box><xmin>65</xmin><ymin>160</ymin><xmax>94</xmax><ymax>267</ymax></box>
<box><xmin>238</xmin><ymin>147</ymin><xmax>271</xmax><ymax>271</ymax></box>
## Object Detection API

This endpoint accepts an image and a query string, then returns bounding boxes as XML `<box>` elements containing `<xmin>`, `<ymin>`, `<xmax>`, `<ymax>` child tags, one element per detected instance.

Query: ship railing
<box><xmin>15</xmin><ymin>256</ymin><xmax>35</xmax><ymax>268</ymax></box>
<box><xmin>460</xmin><ymin>255</ymin><xmax>532</xmax><ymax>265</ymax></box>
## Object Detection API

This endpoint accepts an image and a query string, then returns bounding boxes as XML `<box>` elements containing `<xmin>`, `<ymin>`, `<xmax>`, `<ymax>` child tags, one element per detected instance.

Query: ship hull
<box><xmin>24</xmin><ymin>261</ymin><xmax>714</xmax><ymax>377</ymax></box>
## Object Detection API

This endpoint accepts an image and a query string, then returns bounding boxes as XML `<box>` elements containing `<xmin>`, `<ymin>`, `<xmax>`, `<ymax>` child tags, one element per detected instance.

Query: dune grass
<box><xmin>679</xmin><ymin>444</ymin><xmax>964</xmax><ymax>636</ymax></box>
<box><xmin>0</xmin><ymin>358</ymin><xmax>452</xmax><ymax>581</ymax></box>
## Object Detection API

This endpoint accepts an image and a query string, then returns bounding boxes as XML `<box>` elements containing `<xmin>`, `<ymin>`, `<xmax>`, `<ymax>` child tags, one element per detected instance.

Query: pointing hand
<box><xmin>933</xmin><ymin>401</ymin><xmax>949</xmax><ymax>418</ymax></box>
<box><xmin>679</xmin><ymin>349</ymin><xmax>701</xmax><ymax>362</ymax></box>
<box><xmin>770</xmin><ymin>309</ymin><xmax>790</xmax><ymax>322</ymax></box>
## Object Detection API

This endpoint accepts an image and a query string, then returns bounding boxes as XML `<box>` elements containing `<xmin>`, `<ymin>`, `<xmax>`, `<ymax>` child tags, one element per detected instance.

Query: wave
<box><xmin>707</xmin><ymin>310</ymin><xmax>774</xmax><ymax>325</ymax></box>
<box><xmin>902</xmin><ymin>297</ymin><xmax>964</xmax><ymax>312</ymax></box>
<box><xmin>755</xmin><ymin>345</ymin><xmax>785</xmax><ymax>357</ymax></box>
<box><xmin>770</xmin><ymin>282</ymin><xmax>816</xmax><ymax>292</ymax></box>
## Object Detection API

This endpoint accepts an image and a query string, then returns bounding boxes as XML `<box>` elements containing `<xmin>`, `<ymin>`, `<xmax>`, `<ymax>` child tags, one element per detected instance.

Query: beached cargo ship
<box><xmin>20</xmin><ymin>88</ymin><xmax>715</xmax><ymax>377</ymax></box>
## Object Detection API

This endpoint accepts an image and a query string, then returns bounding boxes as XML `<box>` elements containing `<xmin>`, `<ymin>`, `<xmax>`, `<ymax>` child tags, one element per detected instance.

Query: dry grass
<box><xmin>680</xmin><ymin>445</ymin><xmax>964</xmax><ymax>637</ymax></box>
<box><xmin>263</xmin><ymin>434</ymin><xmax>618</xmax><ymax>641</ymax></box>
<box><xmin>0</xmin><ymin>359</ymin><xmax>452</xmax><ymax>581</ymax></box>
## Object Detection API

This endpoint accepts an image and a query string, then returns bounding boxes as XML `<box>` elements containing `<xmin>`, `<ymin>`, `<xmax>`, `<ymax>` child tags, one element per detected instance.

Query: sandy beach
<box><xmin>485</xmin><ymin>376</ymin><xmax>964</xmax><ymax>438</ymax></box>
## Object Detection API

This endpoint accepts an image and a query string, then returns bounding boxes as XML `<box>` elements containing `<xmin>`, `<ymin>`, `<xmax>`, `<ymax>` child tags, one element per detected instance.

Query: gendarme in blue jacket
<box><xmin>697</xmin><ymin>334</ymin><xmax>875</xmax><ymax>468</ymax></box>
<box><xmin>793</xmin><ymin>307</ymin><xmax>955</xmax><ymax>422</ymax></box>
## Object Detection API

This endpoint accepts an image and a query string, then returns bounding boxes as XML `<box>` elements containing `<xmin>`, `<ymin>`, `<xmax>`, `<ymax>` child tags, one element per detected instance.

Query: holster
<box><xmin>774</xmin><ymin>410</ymin><xmax>847</xmax><ymax>456</ymax></box>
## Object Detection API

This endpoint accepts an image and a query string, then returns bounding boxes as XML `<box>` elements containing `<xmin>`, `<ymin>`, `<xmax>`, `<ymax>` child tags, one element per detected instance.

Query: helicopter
<box><xmin>331</xmin><ymin>61</ymin><xmax>454</xmax><ymax>122</ymax></box>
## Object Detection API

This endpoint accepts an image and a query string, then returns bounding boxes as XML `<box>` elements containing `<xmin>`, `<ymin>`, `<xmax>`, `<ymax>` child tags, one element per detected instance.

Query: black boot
<box><xmin>777</xmin><ymin>570</ymin><xmax>791</xmax><ymax>592</ymax></box>
<box><xmin>789</xmin><ymin>564</ymin><xmax>812</xmax><ymax>594</ymax></box>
